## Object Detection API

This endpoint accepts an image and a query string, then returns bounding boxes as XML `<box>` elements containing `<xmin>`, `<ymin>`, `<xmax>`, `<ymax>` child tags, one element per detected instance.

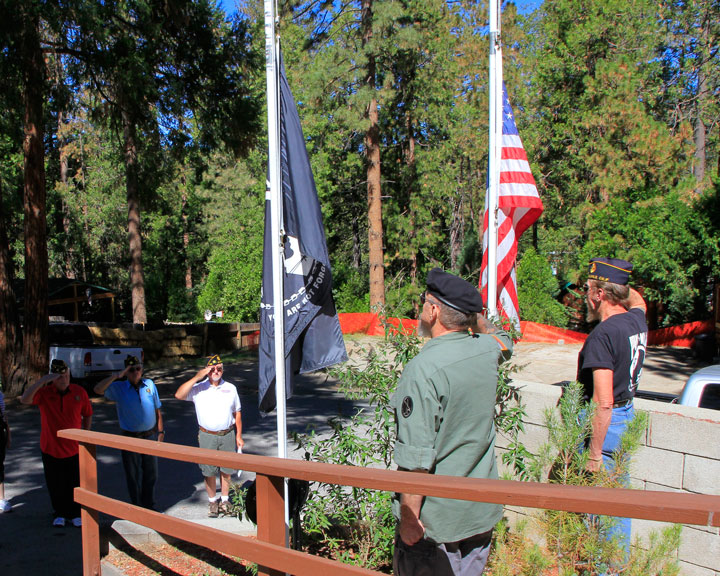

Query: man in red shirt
<box><xmin>21</xmin><ymin>359</ymin><xmax>92</xmax><ymax>527</ymax></box>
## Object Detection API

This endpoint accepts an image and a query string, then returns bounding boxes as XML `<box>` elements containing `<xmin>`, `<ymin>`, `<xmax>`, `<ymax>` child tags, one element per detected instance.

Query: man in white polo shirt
<box><xmin>175</xmin><ymin>355</ymin><xmax>244</xmax><ymax>517</ymax></box>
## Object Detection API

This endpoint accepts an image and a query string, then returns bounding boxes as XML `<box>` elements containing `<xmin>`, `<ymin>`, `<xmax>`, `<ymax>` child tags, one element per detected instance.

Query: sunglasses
<box><xmin>127</xmin><ymin>366</ymin><xmax>142</xmax><ymax>373</ymax></box>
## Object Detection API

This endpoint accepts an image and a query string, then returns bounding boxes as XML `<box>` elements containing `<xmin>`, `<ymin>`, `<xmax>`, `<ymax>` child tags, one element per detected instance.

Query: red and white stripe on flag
<box><xmin>481</xmin><ymin>87</ymin><xmax>543</xmax><ymax>327</ymax></box>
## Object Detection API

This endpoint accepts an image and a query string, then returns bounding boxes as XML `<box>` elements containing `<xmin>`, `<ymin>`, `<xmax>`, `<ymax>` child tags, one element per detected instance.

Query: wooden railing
<box><xmin>59</xmin><ymin>429</ymin><xmax>720</xmax><ymax>576</ymax></box>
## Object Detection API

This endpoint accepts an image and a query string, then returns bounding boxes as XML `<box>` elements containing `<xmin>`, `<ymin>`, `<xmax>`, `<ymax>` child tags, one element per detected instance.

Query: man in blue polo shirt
<box><xmin>95</xmin><ymin>355</ymin><xmax>163</xmax><ymax>509</ymax></box>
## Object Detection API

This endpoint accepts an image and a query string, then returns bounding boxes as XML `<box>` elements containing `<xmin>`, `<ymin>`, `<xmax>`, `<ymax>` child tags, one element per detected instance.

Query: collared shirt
<box><xmin>390</xmin><ymin>330</ymin><xmax>512</xmax><ymax>544</ymax></box>
<box><xmin>33</xmin><ymin>383</ymin><xmax>92</xmax><ymax>458</ymax></box>
<box><xmin>104</xmin><ymin>378</ymin><xmax>161</xmax><ymax>432</ymax></box>
<box><xmin>184</xmin><ymin>378</ymin><xmax>240</xmax><ymax>432</ymax></box>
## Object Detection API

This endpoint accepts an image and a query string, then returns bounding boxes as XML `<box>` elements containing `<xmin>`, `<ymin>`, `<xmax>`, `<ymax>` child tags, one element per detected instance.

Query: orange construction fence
<box><xmin>337</xmin><ymin>313</ymin><xmax>712</xmax><ymax>348</ymax></box>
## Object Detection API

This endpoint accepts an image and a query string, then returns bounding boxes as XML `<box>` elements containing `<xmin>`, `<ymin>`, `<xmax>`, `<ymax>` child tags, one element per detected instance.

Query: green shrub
<box><xmin>196</xmin><ymin>220</ymin><xmax>263</xmax><ymax>323</ymax></box>
<box><xmin>517</xmin><ymin>247</ymin><xmax>569</xmax><ymax>327</ymax></box>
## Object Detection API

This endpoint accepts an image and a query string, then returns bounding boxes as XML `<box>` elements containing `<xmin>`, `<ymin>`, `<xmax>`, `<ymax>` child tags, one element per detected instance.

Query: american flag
<box><xmin>481</xmin><ymin>85</ymin><xmax>543</xmax><ymax>327</ymax></box>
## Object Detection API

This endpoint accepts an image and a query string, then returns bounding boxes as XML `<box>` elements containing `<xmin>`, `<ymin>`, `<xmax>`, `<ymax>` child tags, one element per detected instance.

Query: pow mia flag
<box><xmin>258</xmin><ymin>58</ymin><xmax>348</xmax><ymax>413</ymax></box>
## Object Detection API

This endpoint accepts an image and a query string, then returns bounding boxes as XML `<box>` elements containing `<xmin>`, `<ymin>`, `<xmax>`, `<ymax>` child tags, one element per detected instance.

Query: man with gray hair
<box><xmin>175</xmin><ymin>355</ymin><xmax>244</xmax><ymax>518</ymax></box>
<box><xmin>95</xmin><ymin>355</ymin><xmax>163</xmax><ymax>509</ymax></box>
<box><xmin>391</xmin><ymin>268</ymin><xmax>513</xmax><ymax>575</ymax></box>
<box><xmin>578</xmin><ymin>257</ymin><xmax>647</xmax><ymax>555</ymax></box>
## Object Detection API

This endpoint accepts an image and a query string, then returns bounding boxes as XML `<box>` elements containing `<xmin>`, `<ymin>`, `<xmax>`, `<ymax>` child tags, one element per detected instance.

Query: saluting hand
<box><xmin>196</xmin><ymin>366</ymin><xmax>211</xmax><ymax>381</ymax></box>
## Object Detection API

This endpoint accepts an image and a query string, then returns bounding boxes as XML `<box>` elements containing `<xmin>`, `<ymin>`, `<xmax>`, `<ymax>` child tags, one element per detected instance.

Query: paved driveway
<box><xmin>0</xmin><ymin>356</ymin><xmax>358</xmax><ymax>576</ymax></box>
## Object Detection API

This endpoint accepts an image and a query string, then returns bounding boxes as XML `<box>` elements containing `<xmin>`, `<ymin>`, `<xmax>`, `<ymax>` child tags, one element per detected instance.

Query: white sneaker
<box><xmin>0</xmin><ymin>500</ymin><xmax>11</xmax><ymax>513</ymax></box>
<box><xmin>53</xmin><ymin>517</ymin><xmax>66</xmax><ymax>527</ymax></box>
<box><xmin>71</xmin><ymin>517</ymin><xmax>82</xmax><ymax>527</ymax></box>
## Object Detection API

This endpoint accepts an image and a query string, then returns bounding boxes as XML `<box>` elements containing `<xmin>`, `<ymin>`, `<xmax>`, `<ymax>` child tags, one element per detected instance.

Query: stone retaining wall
<box><xmin>496</xmin><ymin>380</ymin><xmax>720</xmax><ymax>575</ymax></box>
<box><xmin>57</xmin><ymin>322</ymin><xmax>260</xmax><ymax>362</ymax></box>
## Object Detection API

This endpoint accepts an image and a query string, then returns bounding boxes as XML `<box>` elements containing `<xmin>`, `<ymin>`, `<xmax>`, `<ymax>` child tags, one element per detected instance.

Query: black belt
<box><xmin>199</xmin><ymin>425</ymin><xmax>234</xmax><ymax>436</ymax></box>
<box><xmin>122</xmin><ymin>428</ymin><xmax>155</xmax><ymax>439</ymax></box>
<box><xmin>613</xmin><ymin>398</ymin><xmax>633</xmax><ymax>408</ymax></box>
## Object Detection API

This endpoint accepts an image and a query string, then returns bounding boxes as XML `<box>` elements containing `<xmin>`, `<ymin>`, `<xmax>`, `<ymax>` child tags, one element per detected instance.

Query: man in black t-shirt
<box><xmin>577</xmin><ymin>257</ymin><xmax>647</xmax><ymax>554</ymax></box>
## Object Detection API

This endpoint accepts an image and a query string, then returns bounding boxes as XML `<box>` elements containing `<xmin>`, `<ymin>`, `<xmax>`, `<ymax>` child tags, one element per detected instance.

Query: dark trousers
<box><xmin>41</xmin><ymin>452</ymin><xmax>80</xmax><ymax>519</ymax></box>
<box><xmin>394</xmin><ymin>529</ymin><xmax>494</xmax><ymax>576</ymax></box>
<box><xmin>121</xmin><ymin>449</ymin><xmax>157</xmax><ymax>509</ymax></box>
<box><xmin>0</xmin><ymin>422</ymin><xmax>6</xmax><ymax>483</ymax></box>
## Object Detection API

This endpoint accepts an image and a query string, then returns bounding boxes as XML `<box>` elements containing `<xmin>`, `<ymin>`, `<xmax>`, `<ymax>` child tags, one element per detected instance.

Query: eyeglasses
<box><xmin>420</xmin><ymin>291</ymin><xmax>440</xmax><ymax>308</ymax></box>
<box><xmin>583</xmin><ymin>283</ymin><xmax>590</xmax><ymax>292</ymax></box>
<box><xmin>127</xmin><ymin>366</ymin><xmax>142</xmax><ymax>373</ymax></box>
<box><xmin>209</xmin><ymin>366</ymin><xmax>223</xmax><ymax>372</ymax></box>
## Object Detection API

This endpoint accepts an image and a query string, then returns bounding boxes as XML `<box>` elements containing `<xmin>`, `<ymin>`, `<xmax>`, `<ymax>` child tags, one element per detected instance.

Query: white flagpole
<box><xmin>264</xmin><ymin>0</ymin><xmax>290</xmax><ymax>543</ymax></box>
<box><xmin>263</xmin><ymin>0</ymin><xmax>287</xmax><ymax>463</ymax></box>
<box><xmin>487</xmin><ymin>0</ymin><xmax>503</xmax><ymax>319</ymax></box>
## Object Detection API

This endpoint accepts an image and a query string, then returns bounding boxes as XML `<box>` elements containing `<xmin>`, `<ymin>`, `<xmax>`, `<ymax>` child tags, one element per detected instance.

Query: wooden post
<box><xmin>256</xmin><ymin>474</ymin><xmax>286</xmax><ymax>576</ymax></box>
<box><xmin>78</xmin><ymin>442</ymin><xmax>101</xmax><ymax>576</ymax></box>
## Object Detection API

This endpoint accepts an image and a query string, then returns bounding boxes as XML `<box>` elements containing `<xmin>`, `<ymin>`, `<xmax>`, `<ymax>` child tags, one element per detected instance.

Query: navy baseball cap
<box><xmin>588</xmin><ymin>258</ymin><xmax>633</xmax><ymax>285</ymax></box>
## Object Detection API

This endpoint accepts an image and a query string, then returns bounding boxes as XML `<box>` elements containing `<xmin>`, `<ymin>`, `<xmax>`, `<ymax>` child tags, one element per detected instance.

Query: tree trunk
<box><xmin>57</xmin><ymin>109</ymin><xmax>76</xmax><ymax>280</ymax></box>
<box><xmin>362</xmin><ymin>0</ymin><xmax>385</xmax><ymax>310</ymax></box>
<box><xmin>450</xmin><ymin>157</ymin><xmax>465</xmax><ymax>271</ymax></box>
<box><xmin>693</xmin><ymin>32</ymin><xmax>708</xmax><ymax>193</ymax></box>
<box><xmin>181</xmin><ymin>175</ymin><xmax>192</xmax><ymax>292</ymax></box>
<box><xmin>79</xmin><ymin>133</ymin><xmax>88</xmax><ymax>281</ymax></box>
<box><xmin>122</xmin><ymin>110</ymin><xmax>147</xmax><ymax>324</ymax></box>
<box><xmin>406</xmin><ymin>112</ymin><xmax>419</xmax><ymax>286</ymax></box>
<box><xmin>21</xmin><ymin>7</ymin><xmax>49</xmax><ymax>387</ymax></box>
<box><xmin>0</xmin><ymin>181</ymin><xmax>25</xmax><ymax>397</ymax></box>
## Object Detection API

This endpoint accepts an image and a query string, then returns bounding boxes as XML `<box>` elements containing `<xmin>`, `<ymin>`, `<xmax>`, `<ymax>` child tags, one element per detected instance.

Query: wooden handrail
<box><xmin>59</xmin><ymin>429</ymin><xmax>720</xmax><ymax>576</ymax></box>
<box><xmin>74</xmin><ymin>489</ymin><xmax>376</xmax><ymax>576</ymax></box>
<box><xmin>60</xmin><ymin>429</ymin><xmax>720</xmax><ymax>526</ymax></box>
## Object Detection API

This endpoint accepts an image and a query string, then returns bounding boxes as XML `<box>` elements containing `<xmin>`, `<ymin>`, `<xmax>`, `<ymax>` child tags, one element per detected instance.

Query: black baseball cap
<box><xmin>50</xmin><ymin>359</ymin><xmax>68</xmax><ymax>374</ymax></box>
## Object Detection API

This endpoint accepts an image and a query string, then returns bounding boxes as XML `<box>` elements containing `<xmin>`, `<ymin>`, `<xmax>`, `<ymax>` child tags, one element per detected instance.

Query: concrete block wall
<box><xmin>496</xmin><ymin>379</ymin><xmax>720</xmax><ymax>575</ymax></box>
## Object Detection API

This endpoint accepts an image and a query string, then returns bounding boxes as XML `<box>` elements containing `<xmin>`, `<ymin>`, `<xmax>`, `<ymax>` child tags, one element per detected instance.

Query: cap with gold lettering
<box><xmin>587</xmin><ymin>258</ymin><xmax>632</xmax><ymax>285</ymax></box>
<box><xmin>50</xmin><ymin>359</ymin><xmax>68</xmax><ymax>374</ymax></box>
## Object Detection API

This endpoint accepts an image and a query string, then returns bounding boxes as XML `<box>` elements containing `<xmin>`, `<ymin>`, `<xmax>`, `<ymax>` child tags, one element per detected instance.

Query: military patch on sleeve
<box><xmin>401</xmin><ymin>396</ymin><xmax>413</xmax><ymax>418</ymax></box>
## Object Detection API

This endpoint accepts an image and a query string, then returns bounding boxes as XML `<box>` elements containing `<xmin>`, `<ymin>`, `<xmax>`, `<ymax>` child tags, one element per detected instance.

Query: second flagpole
<box><xmin>264</xmin><ymin>0</ymin><xmax>291</xmax><ymax>547</ymax></box>
<box><xmin>487</xmin><ymin>0</ymin><xmax>503</xmax><ymax>319</ymax></box>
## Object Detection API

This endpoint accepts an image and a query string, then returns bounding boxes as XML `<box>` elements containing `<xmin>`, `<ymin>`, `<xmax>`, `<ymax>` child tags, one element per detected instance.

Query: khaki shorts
<box><xmin>198</xmin><ymin>429</ymin><xmax>236</xmax><ymax>477</ymax></box>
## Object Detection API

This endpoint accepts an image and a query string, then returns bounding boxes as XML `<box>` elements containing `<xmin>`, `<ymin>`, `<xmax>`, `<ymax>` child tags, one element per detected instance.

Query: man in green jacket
<box><xmin>391</xmin><ymin>268</ymin><xmax>512</xmax><ymax>576</ymax></box>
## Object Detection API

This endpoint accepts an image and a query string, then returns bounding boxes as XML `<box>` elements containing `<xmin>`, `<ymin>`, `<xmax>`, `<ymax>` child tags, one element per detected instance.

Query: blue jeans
<box><xmin>590</xmin><ymin>403</ymin><xmax>635</xmax><ymax>565</ymax></box>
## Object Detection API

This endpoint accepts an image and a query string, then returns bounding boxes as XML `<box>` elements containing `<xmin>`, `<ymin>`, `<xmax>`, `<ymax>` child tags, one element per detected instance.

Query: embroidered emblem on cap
<box><xmin>401</xmin><ymin>396</ymin><xmax>414</xmax><ymax>418</ymax></box>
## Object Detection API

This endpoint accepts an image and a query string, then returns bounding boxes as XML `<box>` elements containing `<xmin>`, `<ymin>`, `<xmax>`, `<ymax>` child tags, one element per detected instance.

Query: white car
<box><xmin>678</xmin><ymin>365</ymin><xmax>720</xmax><ymax>410</ymax></box>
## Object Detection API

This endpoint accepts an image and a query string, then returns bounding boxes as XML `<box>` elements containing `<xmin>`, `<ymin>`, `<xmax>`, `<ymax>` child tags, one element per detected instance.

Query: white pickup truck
<box><xmin>49</xmin><ymin>345</ymin><xmax>143</xmax><ymax>381</ymax></box>
<box><xmin>636</xmin><ymin>364</ymin><xmax>720</xmax><ymax>411</ymax></box>
<box><xmin>677</xmin><ymin>365</ymin><xmax>720</xmax><ymax>410</ymax></box>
